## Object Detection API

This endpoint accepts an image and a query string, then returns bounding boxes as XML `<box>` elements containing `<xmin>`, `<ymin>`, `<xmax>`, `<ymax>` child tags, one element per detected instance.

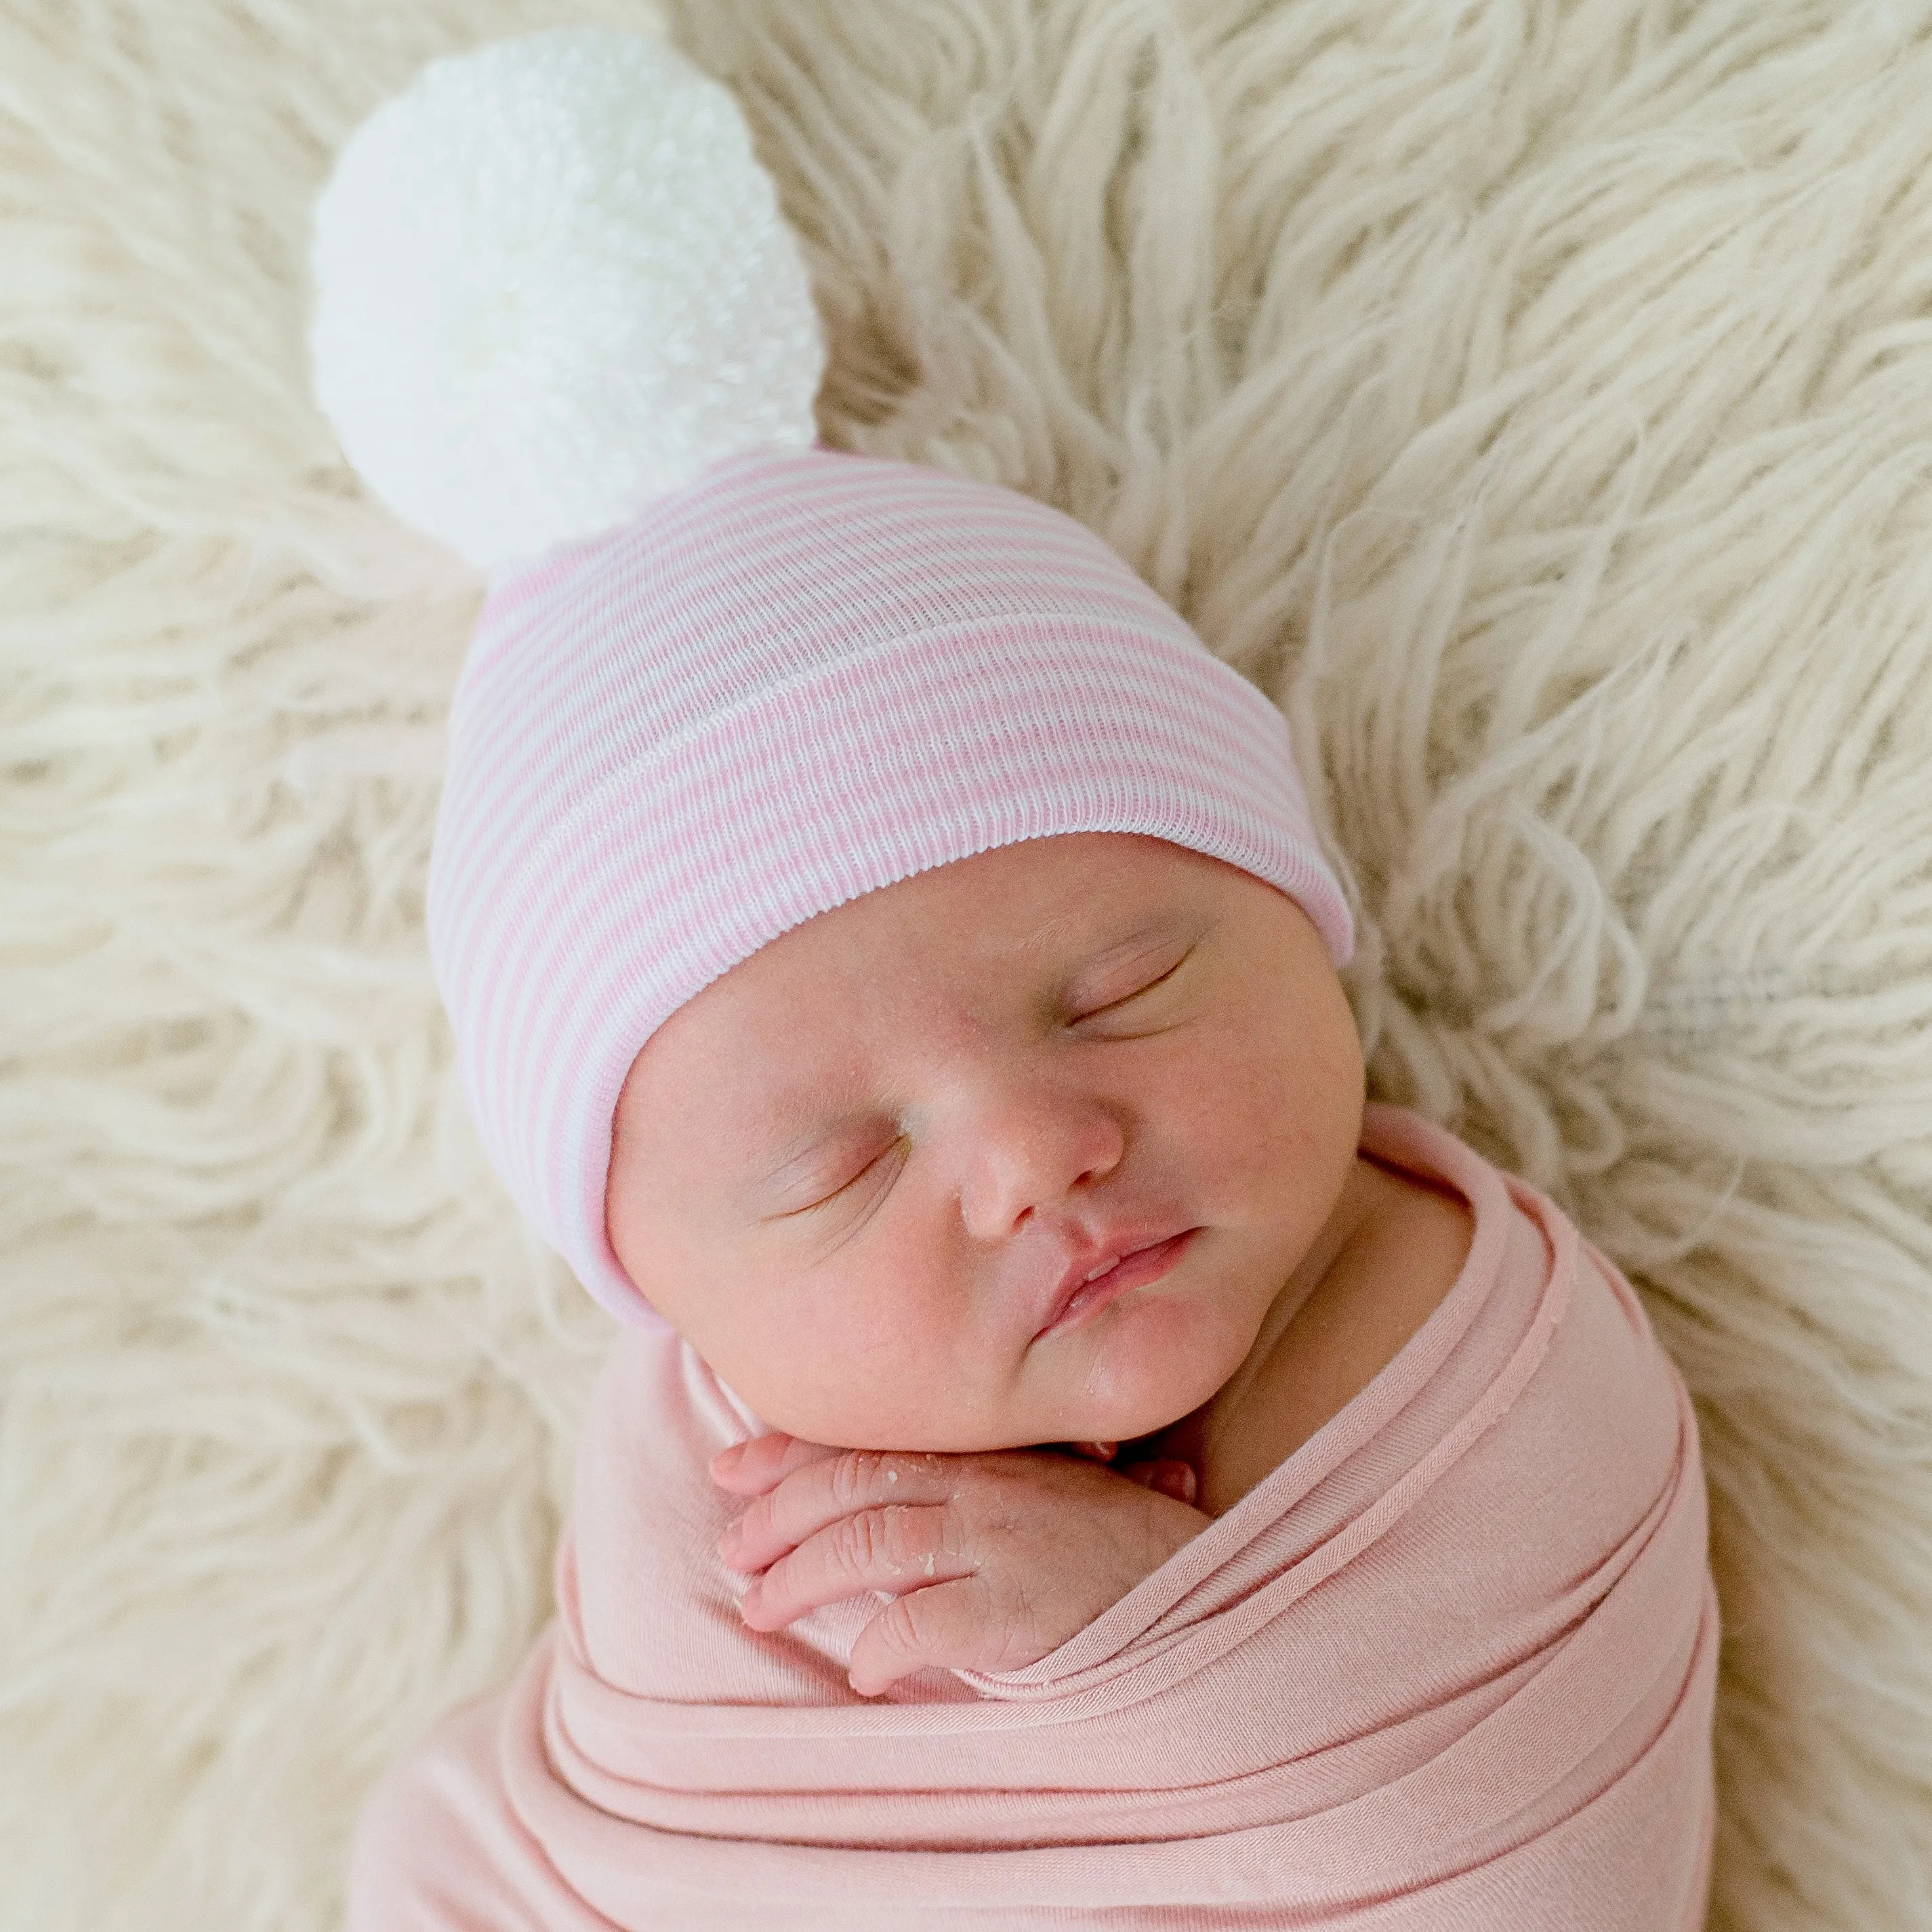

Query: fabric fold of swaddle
<box><xmin>348</xmin><ymin>1105</ymin><xmax>1719</xmax><ymax>1929</ymax></box>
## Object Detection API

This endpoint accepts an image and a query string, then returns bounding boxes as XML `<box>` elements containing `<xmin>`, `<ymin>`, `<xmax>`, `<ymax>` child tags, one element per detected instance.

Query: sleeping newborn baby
<box><xmin>612</xmin><ymin>827</ymin><xmax>1471</xmax><ymax>1693</ymax></box>
<box><xmin>340</xmin><ymin>445</ymin><xmax>1720</xmax><ymax>1929</ymax></box>
<box><xmin>312</xmin><ymin>28</ymin><xmax>1720</xmax><ymax>1929</ymax></box>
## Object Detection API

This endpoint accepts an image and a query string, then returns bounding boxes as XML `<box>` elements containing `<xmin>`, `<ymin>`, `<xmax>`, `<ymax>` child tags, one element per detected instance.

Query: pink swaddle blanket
<box><xmin>348</xmin><ymin>1106</ymin><xmax>1719</xmax><ymax>1929</ymax></box>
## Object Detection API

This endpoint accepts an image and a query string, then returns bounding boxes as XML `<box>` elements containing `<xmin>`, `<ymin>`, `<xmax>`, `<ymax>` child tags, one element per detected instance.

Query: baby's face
<box><xmin>607</xmin><ymin>833</ymin><xmax>1363</xmax><ymax>1453</ymax></box>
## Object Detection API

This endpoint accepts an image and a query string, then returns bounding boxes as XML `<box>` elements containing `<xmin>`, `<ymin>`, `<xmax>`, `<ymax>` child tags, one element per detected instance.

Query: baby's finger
<box><xmin>846</xmin><ymin>1576</ymin><xmax>1024</xmax><ymax>1697</ymax></box>
<box><xmin>1118</xmin><ymin>1458</ymin><xmax>1199</xmax><ymax>1504</ymax></box>
<box><xmin>709</xmin><ymin>1431</ymin><xmax>840</xmax><ymax>1497</ymax></box>
<box><xmin>739</xmin><ymin>1502</ymin><xmax>968</xmax><ymax>1633</ymax></box>
<box><xmin>720</xmin><ymin>1447</ymin><xmax>953</xmax><ymax>1574</ymax></box>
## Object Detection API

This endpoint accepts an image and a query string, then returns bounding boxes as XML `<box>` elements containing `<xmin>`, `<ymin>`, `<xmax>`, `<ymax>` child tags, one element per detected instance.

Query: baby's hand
<box><xmin>710</xmin><ymin>1434</ymin><xmax>1208</xmax><ymax>1697</ymax></box>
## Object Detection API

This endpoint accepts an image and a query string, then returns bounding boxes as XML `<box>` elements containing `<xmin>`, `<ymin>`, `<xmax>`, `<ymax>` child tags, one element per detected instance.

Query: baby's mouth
<box><xmin>1035</xmin><ymin>1229</ymin><xmax>1199</xmax><ymax>1338</ymax></box>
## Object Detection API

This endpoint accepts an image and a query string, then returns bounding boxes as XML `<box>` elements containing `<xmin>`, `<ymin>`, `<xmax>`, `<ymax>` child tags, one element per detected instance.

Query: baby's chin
<box><xmin>1025</xmin><ymin>1275</ymin><xmax>1252</xmax><ymax>1444</ymax></box>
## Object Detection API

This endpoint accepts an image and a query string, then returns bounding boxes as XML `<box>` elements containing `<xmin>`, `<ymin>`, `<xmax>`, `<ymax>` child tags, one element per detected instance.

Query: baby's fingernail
<box><xmin>711</xmin><ymin>1444</ymin><xmax>744</xmax><ymax>1477</ymax></box>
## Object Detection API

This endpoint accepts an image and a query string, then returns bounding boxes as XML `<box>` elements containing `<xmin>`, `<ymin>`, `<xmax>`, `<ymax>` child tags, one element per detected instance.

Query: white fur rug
<box><xmin>5</xmin><ymin>2</ymin><xmax>1932</xmax><ymax>1927</ymax></box>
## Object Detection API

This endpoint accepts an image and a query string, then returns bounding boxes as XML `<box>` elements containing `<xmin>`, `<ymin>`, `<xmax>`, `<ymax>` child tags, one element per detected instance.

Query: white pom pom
<box><xmin>308</xmin><ymin>26</ymin><xmax>825</xmax><ymax>573</ymax></box>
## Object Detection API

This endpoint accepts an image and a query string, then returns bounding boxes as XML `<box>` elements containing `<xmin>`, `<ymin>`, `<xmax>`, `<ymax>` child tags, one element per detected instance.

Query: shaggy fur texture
<box><xmin>5</xmin><ymin>2</ymin><xmax>1931</xmax><ymax>1927</ymax></box>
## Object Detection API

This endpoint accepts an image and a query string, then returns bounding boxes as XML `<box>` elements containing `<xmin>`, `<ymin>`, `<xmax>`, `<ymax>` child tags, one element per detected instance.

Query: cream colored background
<box><xmin>5</xmin><ymin>2</ymin><xmax>1931</xmax><ymax>1926</ymax></box>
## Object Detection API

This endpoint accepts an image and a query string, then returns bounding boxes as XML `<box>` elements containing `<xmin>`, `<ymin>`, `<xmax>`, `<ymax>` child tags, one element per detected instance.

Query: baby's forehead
<box><xmin>625</xmin><ymin>833</ymin><xmax>1260</xmax><ymax>1103</ymax></box>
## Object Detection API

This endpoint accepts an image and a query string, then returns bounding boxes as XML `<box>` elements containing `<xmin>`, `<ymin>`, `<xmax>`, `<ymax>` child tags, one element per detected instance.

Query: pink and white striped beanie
<box><xmin>308</xmin><ymin>26</ymin><xmax>1353</xmax><ymax>1329</ymax></box>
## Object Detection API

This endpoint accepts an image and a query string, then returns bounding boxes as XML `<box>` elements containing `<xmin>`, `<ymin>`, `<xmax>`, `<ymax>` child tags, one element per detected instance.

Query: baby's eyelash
<box><xmin>806</xmin><ymin>1134</ymin><xmax>909</xmax><ymax>1212</ymax></box>
<box><xmin>1077</xmin><ymin>951</ymin><xmax>1191</xmax><ymax>1021</ymax></box>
